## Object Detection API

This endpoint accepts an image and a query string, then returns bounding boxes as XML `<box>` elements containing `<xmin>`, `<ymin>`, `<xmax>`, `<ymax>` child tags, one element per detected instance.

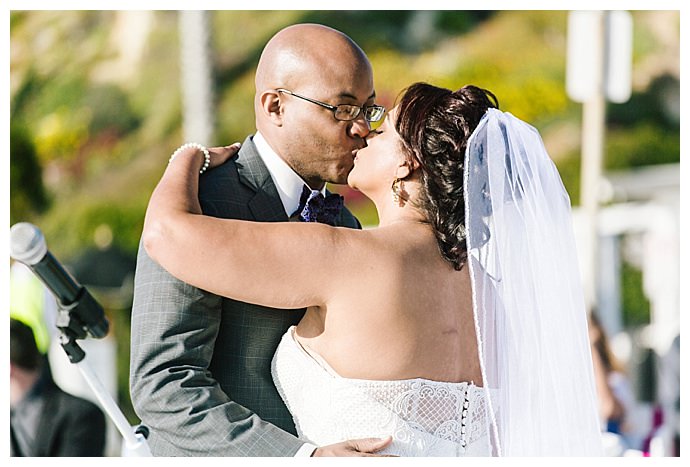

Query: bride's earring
<box><xmin>392</xmin><ymin>178</ymin><xmax>405</xmax><ymax>206</ymax></box>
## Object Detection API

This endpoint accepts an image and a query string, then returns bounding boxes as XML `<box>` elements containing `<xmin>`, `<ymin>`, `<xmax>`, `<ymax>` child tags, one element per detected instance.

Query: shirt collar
<box><xmin>253</xmin><ymin>132</ymin><xmax>325</xmax><ymax>217</ymax></box>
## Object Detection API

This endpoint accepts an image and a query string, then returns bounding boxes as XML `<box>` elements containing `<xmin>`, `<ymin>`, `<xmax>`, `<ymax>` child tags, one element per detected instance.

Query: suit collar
<box><xmin>235</xmin><ymin>135</ymin><xmax>352</xmax><ymax>227</ymax></box>
<box><xmin>252</xmin><ymin>132</ymin><xmax>327</xmax><ymax>217</ymax></box>
<box><xmin>235</xmin><ymin>136</ymin><xmax>288</xmax><ymax>222</ymax></box>
<box><xmin>236</xmin><ymin>135</ymin><xmax>273</xmax><ymax>192</ymax></box>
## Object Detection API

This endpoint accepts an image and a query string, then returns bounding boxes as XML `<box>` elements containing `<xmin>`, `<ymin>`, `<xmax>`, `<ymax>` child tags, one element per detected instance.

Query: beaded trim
<box><xmin>168</xmin><ymin>142</ymin><xmax>211</xmax><ymax>174</ymax></box>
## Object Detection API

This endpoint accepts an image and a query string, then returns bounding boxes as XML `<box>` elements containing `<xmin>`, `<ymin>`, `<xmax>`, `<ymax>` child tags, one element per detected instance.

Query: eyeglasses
<box><xmin>277</xmin><ymin>88</ymin><xmax>386</xmax><ymax>123</ymax></box>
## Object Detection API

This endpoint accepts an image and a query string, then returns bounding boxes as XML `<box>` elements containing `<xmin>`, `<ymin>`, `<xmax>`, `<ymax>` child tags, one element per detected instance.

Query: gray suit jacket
<box><xmin>129</xmin><ymin>136</ymin><xmax>360</xmax><ymax>456</ymax></box>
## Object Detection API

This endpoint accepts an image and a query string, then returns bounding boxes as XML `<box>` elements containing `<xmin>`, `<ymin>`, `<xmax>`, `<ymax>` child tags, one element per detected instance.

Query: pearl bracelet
<box><xmin>168</xmin><ymin>142</ymin><xmax>211</xmax><ymax>174</ymax></box>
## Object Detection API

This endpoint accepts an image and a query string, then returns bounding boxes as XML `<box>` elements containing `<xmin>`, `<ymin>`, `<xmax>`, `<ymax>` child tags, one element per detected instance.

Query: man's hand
<box><xmin>312</xmin><ymin>436</ymin><xmax>394</xmax><ymax>457</ymax></box>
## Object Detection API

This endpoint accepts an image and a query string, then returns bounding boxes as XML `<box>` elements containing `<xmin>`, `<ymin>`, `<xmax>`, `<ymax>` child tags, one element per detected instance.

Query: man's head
<box><xmin>10</xmin><ymin>318</ymin><xmax>43</xmax><ymax>405</ymax></box>
<box><xmin>10</xmin><ymin>318</ymin><xmax>42</xmax><ymax>372</ymax></box>
<box><xmin>255</xmin><ymin>24</ymin><xmax>378</xmax><ymax>188</ymax></box>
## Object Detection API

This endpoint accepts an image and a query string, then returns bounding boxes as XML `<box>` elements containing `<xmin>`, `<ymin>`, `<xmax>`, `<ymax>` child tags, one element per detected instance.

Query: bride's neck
<box><xmin>374</xmin><ymin>199</ymin><xmax>428</xmax><ymax>228</ymax></box>
<box><xmin>366</xmin><ymin>176</ymin><xmax>428</xmax><ymax>227</ymax></box>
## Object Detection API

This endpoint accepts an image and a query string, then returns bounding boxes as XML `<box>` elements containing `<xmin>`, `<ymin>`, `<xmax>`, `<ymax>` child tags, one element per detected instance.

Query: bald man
<box><xmin>130</xmin><ymin>24</ymin><xmax>390</xmax><ymax>456</ymax></box>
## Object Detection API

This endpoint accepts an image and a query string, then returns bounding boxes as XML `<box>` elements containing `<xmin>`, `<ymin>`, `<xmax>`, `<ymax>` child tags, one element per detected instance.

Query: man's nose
<box><xmin>349</xmin><ymin>114</ymin><xmax>371</xmax><ymax>139</ymax></box>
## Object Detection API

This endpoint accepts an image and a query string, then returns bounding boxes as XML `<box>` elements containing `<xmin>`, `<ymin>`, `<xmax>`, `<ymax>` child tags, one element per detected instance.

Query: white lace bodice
<box><xmin>271</xmin><ymin>327</ymin><xmax>491</xmax><ymax>456</ymax></box>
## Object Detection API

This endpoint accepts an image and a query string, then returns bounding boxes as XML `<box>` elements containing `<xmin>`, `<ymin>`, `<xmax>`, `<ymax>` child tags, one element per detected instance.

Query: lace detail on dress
<box><xmin>364</xmin><ymin>379</ymin><xmax>488</xmax><ymax>449</ymax></box>
<box><xmin>271</xmin><ymin>327</ymin><xmax>491</xmax><ymax>456</ymax></box>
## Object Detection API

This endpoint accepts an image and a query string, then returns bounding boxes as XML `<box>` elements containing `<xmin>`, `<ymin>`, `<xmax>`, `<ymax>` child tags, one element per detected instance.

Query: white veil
<box><xmin>465</xmin><ymin>109</ymin><xmax>604</xmax><ymax>456</ymax></box>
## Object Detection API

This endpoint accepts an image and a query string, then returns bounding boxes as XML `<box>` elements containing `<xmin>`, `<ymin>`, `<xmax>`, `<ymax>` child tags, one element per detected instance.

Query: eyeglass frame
<box><xmin>276</xmin><ymin>88</ymin><xmax>386</xmax><ymax>123</ymax></box>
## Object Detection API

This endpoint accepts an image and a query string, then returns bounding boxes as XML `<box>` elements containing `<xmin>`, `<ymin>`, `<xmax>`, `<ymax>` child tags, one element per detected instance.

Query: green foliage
<box><xmin>606</xmin><ymin>123</ymin><xmax>680</xmax><ymax>170</ymax></box>
<box><xmin>296</xmin><ymin>11</ymin><xmax>494</xmax><ymax>54</ymax></box>
<box><xmin>608</xmin><ymin>74</ymin><xmax>680</xmax><ymax>129</ymax></box>
<box><xmin>40</xmin><ymin>198</ymin><xmax>147</xmax><ymax>261</ymax></box>
<box><xmin>215</xmin><ymin>74</ymin><xmax>257</xmax><ymax>146</ymax></box>
<box><xmin>554</xmin><ymin>73</ymin><xmax>680</xmax><ymax>207</ymax></box>
<box><xmin>556</xmin><ymin>120</ymin><xmax>679</xmax><ymax>207</ymax></box>
<box><xmin>13</xmin><ymin>74</ymin><xmax>141</xmax><ymax>167</ymax></box>
<box><xmin>555</xmin><ymin>153</ymin><xmax>583</xmax><ymax>205</ymax></box>
<box><xmin>126</xmin><ymin>11</ymin><xmax>182</xmax><ymax>144</ymax></box>
<box><xmin>423</xmin><ymin>11</ymin><xmax>571</xmax><ymax>127</ymax></box>
<box><xmin>437</xmin><ymin>11</ymin><xmax>493</xmax><ymax>34</ymax></box>
<box><xmin>621</xmin><ymin>260</ymin><xmax>651</xmax><ymax>327</ymax></box>
<box><xmin>108</xmin><ymin>306</ymin><xmax>137</xmax><ymax>422</ymax></box>
<box><xmin>84</xmin><ymin>84</ymin><xmax>141</xmax><ymax>135</ymax></box>
<box><xmin>10</xmin><ymin>125</ymin><xmax>50</xmax><ymax>224</ymax></box>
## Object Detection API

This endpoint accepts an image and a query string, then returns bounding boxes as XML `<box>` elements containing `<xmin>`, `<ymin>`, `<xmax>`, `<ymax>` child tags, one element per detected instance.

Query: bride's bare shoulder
<box><xmin>333</xmin><ymin>223</ymin><xmax>434</xmax><ymax>263</ymax></box>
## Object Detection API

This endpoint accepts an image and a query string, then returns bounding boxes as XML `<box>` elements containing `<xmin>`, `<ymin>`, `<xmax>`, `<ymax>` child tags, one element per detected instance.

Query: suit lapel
<box><xmin>236</xmin><ymin>137</ymin><xmax>357</xmax><ymax>228</ymax></box>
<box><xmin>33</xmin><ymin>384</ymin><xmax>59</xmax><ymax>456</ymax></box>
<box><xmin>236</xmin><ymin>136</ymin><xmax>289</xmax><ymax>222</ymax></box>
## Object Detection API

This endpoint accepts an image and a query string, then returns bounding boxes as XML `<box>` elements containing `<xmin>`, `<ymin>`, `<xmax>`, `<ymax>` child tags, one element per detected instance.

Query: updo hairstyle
<box><xmin>395</xmin><ymin>82</ymin><xmax>498</xmax><ymax>270</ymax></box>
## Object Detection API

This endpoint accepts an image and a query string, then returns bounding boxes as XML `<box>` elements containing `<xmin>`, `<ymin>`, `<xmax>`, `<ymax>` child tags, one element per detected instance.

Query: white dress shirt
<box><xmin>252</xmin><ymin>132</ymin><xmax>325</xmax><ymax>218</ymax></box>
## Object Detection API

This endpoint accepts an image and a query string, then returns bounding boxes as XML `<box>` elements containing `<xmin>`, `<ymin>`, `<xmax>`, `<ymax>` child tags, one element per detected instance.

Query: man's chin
<box><xmin>330</xmin><ymin>170</ymin><xmax>352</xmax><ymax>186</ymax></box>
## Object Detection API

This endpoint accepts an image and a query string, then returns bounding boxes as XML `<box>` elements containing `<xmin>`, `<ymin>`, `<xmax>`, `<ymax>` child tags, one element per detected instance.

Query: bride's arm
<box><xmin>142</xmin><ymin>144</ymin><xmax>359</xmax><ymax>310</ymax></box>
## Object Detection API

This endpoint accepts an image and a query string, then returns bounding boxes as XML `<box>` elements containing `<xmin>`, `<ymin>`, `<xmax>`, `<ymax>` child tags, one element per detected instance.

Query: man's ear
<box><xmin>259</xmin><ymin>90</ymin><xmax>283</xmax><ymax>126</ymax></box>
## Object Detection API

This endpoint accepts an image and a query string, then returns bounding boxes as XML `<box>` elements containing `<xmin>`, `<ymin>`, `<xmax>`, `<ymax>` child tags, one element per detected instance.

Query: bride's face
<box><xmin>347</xmin><ymin>107</ymin><xmax>406</xmax><ymax>195</ymax></box>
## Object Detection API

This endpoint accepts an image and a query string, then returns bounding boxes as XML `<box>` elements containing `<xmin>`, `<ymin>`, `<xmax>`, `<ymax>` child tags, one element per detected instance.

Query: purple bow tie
<box><xmin>294</xmin><ymin>185</ymin><xmax>344</xmax><ymax>226</ymax></box>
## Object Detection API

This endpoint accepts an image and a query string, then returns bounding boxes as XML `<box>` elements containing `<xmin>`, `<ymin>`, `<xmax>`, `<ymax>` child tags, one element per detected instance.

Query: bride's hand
<box><xmin>168</xmin><ymin>142</ymin><xmax>241</xmax><ymax>173</ymax></box>
<box><xmin>206</xmin><ymin>142</ymin><xmax>241</xmax><ymax>170</ymax></box>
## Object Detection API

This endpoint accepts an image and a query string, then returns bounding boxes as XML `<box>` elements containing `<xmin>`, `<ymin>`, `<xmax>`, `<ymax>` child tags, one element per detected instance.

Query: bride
<box><xmin>143</xmin><ymin>82</ymin><xmax>603</xmax><ymax>456</ymax></box>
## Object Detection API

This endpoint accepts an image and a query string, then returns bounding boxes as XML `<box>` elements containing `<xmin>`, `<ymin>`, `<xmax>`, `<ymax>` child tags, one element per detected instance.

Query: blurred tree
<box><xmin>608</xmin><ymin>74</ymin><xmax>680</xmax><ymax>128</ymax></box>
<box><xmin>85</xmin><ymin>84</ymin><xmax>141</xmax><ymax>136</ymax></box>
<box><xmin>10</xmin><ymin>125</ymin><xmax>49</xmax><ymax>224</ymax></box>
<box><xmin>298</xmin><ymin>10</ymin><xmax>494</xmax><ymax>53</ymax></box>
<box><xmin>555</xmin><ymin>74</ymin><xmax>680</xmax><ymax>205</ymax></box>
<box><xmin>621</xmin><ymin>260</ymin><xmax>651</xmax><ymax>327</ymax></box>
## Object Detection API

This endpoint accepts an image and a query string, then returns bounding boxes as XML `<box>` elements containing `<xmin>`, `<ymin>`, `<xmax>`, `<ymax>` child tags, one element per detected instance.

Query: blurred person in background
<box><xmin>10</xmin><ymin>318</ymin><xmax>106</xmax><ymax>457</ymax></box>
<box><xmin>588</xmin><ymin>311</ymin><xmax>635</xmax><ymax>455</ymax></box>
<box><xmin>130</xmin><ymin>23</ymin><xmax>387</xmax><ymax>457</ymax></box>
<box><xmin>648</xmin><ymin>333</ymin><xmax>680</xmax><ymax>456</ymax></box>
<box><xmin>142</xmin><ymin>82</ymin><xmax>603</xmax><ymax>456</ymax></box>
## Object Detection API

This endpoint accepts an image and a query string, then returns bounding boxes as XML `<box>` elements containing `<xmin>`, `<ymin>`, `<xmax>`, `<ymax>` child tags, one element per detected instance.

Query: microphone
<box><xmin>9</xmin><ymin>222</ymin><xmax>109</xmax><ymax>339</ymax></box>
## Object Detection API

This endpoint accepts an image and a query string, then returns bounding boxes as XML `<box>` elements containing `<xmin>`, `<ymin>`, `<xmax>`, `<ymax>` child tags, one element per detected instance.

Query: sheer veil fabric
<box><xmin>465</xmin><ymin>109</ymin><xmax>604</xmax><ymax>455</ymax></box>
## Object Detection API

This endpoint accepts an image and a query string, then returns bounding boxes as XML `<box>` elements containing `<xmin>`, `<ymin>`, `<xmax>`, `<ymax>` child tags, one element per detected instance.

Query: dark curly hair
<box><xmin>395</xmin><ymin>83</ymin><xmax>498</xmax><ymax>270</ymax></box>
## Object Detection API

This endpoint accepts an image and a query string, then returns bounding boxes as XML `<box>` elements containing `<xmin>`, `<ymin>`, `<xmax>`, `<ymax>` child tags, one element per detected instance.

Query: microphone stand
<box><xmin>56</xmin><ymin>306</ymin><xmax>151</xmax><ymax>457</ymax></box>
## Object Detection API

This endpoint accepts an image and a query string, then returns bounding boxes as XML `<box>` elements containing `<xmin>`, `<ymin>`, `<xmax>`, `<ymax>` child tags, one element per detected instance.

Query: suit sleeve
<box><xmin>129</xmin><ymin>242</ymin><xmax>304</xmax><ymax>456</ymax></box>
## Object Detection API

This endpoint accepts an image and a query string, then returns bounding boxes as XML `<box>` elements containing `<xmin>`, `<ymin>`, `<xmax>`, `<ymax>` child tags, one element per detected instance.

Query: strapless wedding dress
<box><xmin>271</xmin><ymin>327</ymin><xmax>491</xmax><ymax>456</ymax></box>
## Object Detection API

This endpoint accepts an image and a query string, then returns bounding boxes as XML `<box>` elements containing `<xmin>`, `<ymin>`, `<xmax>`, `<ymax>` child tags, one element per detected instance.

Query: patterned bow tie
<box><xmin>293</xmin><ymin>185</ymin><xmax>344</xmax><ymax>226</ymax></box>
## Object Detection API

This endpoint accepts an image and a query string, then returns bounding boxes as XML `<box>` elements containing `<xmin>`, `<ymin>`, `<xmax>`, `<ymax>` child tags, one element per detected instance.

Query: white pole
<box><xmin>179</xmin><ymin>11</ymin><xmax>214</xmax><ymax>144</ymax></box>
<box><xmin>579</xmin><ymin>11</ymin><xmax>607</xmax><ymax>311</ymax></box>
<box><xmin>75</xmin><ymin>355</ymin><xmax>151</xmax><ymax>456</ymax></box>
